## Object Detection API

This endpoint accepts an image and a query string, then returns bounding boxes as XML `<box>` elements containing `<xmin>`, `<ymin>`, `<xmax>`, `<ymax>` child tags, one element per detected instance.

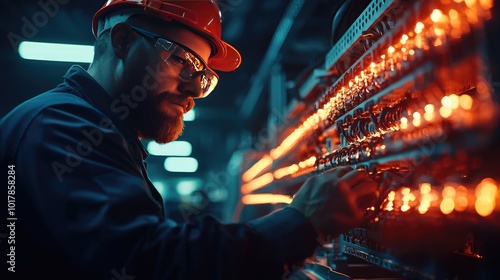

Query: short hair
<box><xmin>93</xmin><ymin>29</ymin><xmax>111</xmax><ymax>61</ymax></box>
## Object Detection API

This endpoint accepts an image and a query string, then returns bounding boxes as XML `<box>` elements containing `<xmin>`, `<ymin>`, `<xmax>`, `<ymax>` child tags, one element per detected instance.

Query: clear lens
<box><xmin>155</xmin><ymin>38</ymin><xmax>218</xmax><ymax>98</ymax></box>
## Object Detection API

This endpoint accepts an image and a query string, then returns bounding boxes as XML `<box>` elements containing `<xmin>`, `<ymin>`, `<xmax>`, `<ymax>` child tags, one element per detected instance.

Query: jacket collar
<box><xmin>62</xmin><ymin>65</ymin><xmax>149</xmax><ymax>160</ymax></box>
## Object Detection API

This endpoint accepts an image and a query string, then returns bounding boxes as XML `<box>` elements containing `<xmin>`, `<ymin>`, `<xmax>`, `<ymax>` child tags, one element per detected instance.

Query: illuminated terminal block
<box><xmin>237</xmin><ymin>0</ymin><xmax>500</xmax><ymax>278</ymax></box>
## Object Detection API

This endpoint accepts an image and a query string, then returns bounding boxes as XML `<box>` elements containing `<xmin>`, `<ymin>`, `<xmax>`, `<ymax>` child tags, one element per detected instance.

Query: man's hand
<box><xmin>289</xmin><ymin>166</ymin><xmax>378</xmax><ymax>241</ymax></box>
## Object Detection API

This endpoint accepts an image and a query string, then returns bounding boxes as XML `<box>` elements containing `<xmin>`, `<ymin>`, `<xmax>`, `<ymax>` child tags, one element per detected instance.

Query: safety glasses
<box><xmin>128</xmin><ymin>25</ymin><xmax>218</xmax><ymax>98</ymax></box>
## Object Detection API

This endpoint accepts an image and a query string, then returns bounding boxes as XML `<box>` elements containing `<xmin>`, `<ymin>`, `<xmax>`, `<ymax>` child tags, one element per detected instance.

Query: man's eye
<box><xmin>171</xmin><ymin>55</ymin><xmax>186</xmax><ymax>64</ymax></box>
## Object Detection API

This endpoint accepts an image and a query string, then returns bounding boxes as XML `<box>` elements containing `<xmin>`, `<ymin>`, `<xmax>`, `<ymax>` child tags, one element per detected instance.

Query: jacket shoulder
<box><xmin>0</xmin><ymin>89</ymin><xmax>104</xmax><ymax>163</ymax></box>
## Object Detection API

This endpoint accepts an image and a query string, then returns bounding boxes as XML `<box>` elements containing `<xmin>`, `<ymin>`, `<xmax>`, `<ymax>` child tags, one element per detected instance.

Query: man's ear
<box><xmin>109</xmin><ymin>23</ymin><xmax>137</xmax><ymax>59</ymax></box>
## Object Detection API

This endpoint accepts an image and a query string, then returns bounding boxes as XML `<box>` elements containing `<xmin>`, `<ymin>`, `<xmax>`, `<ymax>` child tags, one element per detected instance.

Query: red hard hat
<box><xmin>92</xmin><ymin>0</ymin><xmax>241</xmax><ymax>72</ymax></box>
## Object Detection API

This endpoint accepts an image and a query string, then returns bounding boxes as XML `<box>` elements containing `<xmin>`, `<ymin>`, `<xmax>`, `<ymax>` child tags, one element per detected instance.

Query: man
<box><xmin>0</xmin><ymin>1</ymin><xmax>378</xmax><ymax>279</ymax></box>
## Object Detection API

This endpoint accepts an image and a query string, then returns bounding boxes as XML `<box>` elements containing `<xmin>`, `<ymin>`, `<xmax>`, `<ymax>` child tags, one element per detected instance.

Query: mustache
<box><xmin>158</xmin><ymin>93</ymin><xmax>195</xmax><ymax>113</ymax></box>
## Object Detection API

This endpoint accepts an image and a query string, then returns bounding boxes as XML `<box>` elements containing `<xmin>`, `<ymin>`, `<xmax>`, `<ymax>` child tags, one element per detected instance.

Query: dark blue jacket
<box><xmin>0</xmin><ymin>65</ymin><xmax>319</xmax><ymax>280</ymax></box>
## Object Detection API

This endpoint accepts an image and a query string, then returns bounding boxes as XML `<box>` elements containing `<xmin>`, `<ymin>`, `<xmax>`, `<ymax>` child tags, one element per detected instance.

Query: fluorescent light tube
<box><xmin>18</xmin><ymin>41</ymin><xmax>93</xmax><ymax>63</ymax></box>
<box><xmin>147</xmin><ymin>141</ymin><xmax>192</xmax><ymax>156</ymax></box>
<box><xmin>183</xmin><ymin>109</ymin><xmax>196</xmax><ymax>121</ymax></box>
<box><xmin>164</xmin><ymin>157</ymin><xmax>198</xmax><ymax>173</ymax></box>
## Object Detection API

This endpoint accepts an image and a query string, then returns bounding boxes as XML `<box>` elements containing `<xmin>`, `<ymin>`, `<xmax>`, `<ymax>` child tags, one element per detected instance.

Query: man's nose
<box><xmin>177</xmin><ymin>76</ymin><xmax>203</xmax><ymax>99</ymax></box>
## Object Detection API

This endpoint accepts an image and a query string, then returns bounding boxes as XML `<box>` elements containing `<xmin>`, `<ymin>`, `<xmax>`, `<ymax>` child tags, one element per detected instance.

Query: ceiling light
<box><xmin>183</xmin><ymin>109</ymin><xmax>196</xmax><ymax>121</ymax></box>
<box><xmin>147</xmin><ymin>141</ymin><xmax>192</xmax><ymax>156</ymax></box>
<box><xmin>176</xmin><ymin>180</ymin><xmax>201</xmax><ymax>196</ymax></box>
<box><xmin>164</xmin><ymin>157</ymin><xmax>198</xmax><ymax>173</ymax></box>
<box><xmin>18</xmin><ymin>41</ymin><xmax>93</xmax><ymax>63</ymax></box>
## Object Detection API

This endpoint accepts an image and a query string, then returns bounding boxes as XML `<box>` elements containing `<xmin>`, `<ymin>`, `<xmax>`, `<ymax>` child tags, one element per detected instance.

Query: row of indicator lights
<box><xmin>327</xmin><ymin>0</ymin><xmax>494</xmax><ymax>123</ymax></box>
<box><xmin>241</xmin><ymin>1</ymin><xmax>492</xmax><ymax>183</ymax></box>
<box><xmin>380</xmin><ymin>178</ymin><xmax>498</xmax><ymax>217</ymax></box>
<box><xmin>400</xmin><ymin>94</ymin><xmax>475</xmax><ymax>130</ymax></box>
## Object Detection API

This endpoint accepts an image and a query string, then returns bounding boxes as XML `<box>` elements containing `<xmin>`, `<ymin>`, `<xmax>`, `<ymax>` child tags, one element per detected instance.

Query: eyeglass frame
<box><xmin>126</xmin><ymin>24</ymin><xmax>219</xmax><ymax>98</ymax></box>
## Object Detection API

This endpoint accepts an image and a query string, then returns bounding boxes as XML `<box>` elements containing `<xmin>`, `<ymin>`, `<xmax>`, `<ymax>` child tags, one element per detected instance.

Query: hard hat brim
<box><xmin>208</xmin><ymin>39</ymin><xmax>241</xmax><ymax>72</ymax></box>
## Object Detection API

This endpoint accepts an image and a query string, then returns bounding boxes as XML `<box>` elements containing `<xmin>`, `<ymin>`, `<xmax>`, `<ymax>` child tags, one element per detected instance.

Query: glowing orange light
<box><xmin>271</xmin><ymin>120</ymin><xmax>312</xmax><ymax>159</ymax></box>
<box><xmin>475</xmin><ymin>178</ymin><xmax>498</xmax><ymax>198</ymax></box>
<box><xmin>410</xmin><ymin>193</ymin><xmax>416</xmax><ymax>201</ymax></box>
<box><xmin>424</xmin><ymin>112</ymin><xmax>434</xmax><ymax>122</ymax></box>
<box><xmin>433</xmin><ymin>38</ymin><xmax>443</xmax><ymax>47</ymax></box>
<box><xmin>388</xmin><ymin>191</ymin><xmax>396</xmax><ymax>200</ymax></box>
<box><xmin>430</xmin><ymin>190</ymin><xmax>440</xmax><ymax>201</ymax></box>
<box><xmin>418</xmin><ymin>199</ymin><xmax>431</xmax><ymax>214</ymax></box>
<box><xmin>435</xmin><ymin>28</ymin><xmax>446</xmax><ymax>37</ymax></box>
<box><xmin>400</xmin><ymin>117</ymin><xmax>408</xmax><ymax>130</ymax></box>
<box><xmin>439</xmin><ymin>106</ymin><xmax>453</xmax><ymax>118</ymax></box>
<box><xmin>440</xmin><ymin>198</ymin><xmax>455</xmax><ymax>214</ymax></box>
<box><xmin>424</xmin><ymin>104</ymin><xmax>435</xmax><ymax>121</ymax></box>
<box><xmin>449</xmin><ymin>94</ymin><xmax>460</xmax><ymax>109</ymax></box>
<box><xmin>475</xmin><ymin>196</ymin><xmax>495</xmax><ymax>217</ymax></box>
<box><xmin>273</xmin><ymin>169</ymin><xmax>287</xmax><ymax>180</ymax></box>
<box><xmin>241</xmin><ymin>173</ymin><xmax>274</xmax><ymax>194</ymax></box>
<box><xmin>455</xmin><ymin>196</ymin><xmax>469</xmax><ymax>212</ymax></box>
<box><xmin>459</xmin><ymin>94</ymin><xmax>474</xmax><ymax>110</ymax></box>
<box><xmin>450</xmin><ymin>29</ymin><xmax>462</xmax><ymax>38</ymax></box>
<box><xmin>431</xmin><ymin>9</ymin><xmax>444</xmax><ymax>22</ymax></box>
<box><xmin>455</xmin><ymin>185</ymin><xmax>469</xmax><ymax>212</ymax></box>
<box><xmin>401</xmin><ymin>187</ymin><xmax>412</xmax><ymax>212</ymax></box>
<box><xmin>420</xmin><ymin>183</ymin><xmax>431</xmax><ymax>194</ymax></box>
<box><xmin>401</xmin><ymin>204</ymin><xmax>410</xmax><ymax>212</ymax></box>
<box><xmin>465</xmin><ymin>0</ymin><xmax>477</xmax><ymax>8</ymax></box>
<box><xmin>473</xmin><ymin>178</ymin><xmax>497</xmax><ymax>217</ymax></box>
<box><xmin>306</xmin><ymin>156</ymin><xmax>316</xmax><ymax>165</ymax></box>
<box><xmin>412</xmin><ymin>118</ymin><xmax>420</xmax><ymax>127</ymax></box>
<box><xmin>286</xmin><ymin>164</ymin><xmax>299</xmax><ymax>176</ymax></box>
<box><xmin>418</xmin><ymin>207</ymin><xmax>428</xmax><ymax>214</ymax></box>
<box><xmin>241</xmin><ymin>194</ymin><xmax>293</xmax><ymax>205</ymax></box>
<box><xmin>242</xmin><ymin>156</ymin><xmax>273</xmax><ymax>182</ymax></box>
<box><xmin>449</xmin><ymin>9</ymin><xmax>461</xmax><ymax>29</ymax></box>
<box><xmin>449</xmin><ymin>9</ymin><xmax>459</xmax><ymax>19</ymax></box>
<box><xmin>421</xmin><ymin>199</ymin><xmax>431</xmax><ymax>207</ymax></box>
<box><xmin>441</xmin><ymin>96</ymin><xmax>452</xmax><ymax>108</ymax></box>
<box><xmin>415</xmin><ymin>22</ymin><xmax>425</xmax><ymax>34</ymax></box>
<box><xmin>386</xmin><ymin>201</ymin><xmax>394</xmax><ymax>211</ymax></box>
<box><xmin>479</xmin><ymin>0</ymin><xmax>493</xmax><ymax>9</ymax></box>
<box><xmin>413</xmin><ymin>112</ymin><xmax>421</xmax><ymax>125</ymax></box>
<box><xmin>456</xmin><ymin>185</ymin><xmax>469</xmax><ymax>195</ymax></box>
<box><xmin>443</xmin><ymin>185</ymin><xmax>457</xmax><ymax>198</ymax></box>
<box><xmin>465</xmin><ymin>7</ymin><xmax>479</xmax><ymax>24</ymax></box>
<box><xmin>409</xmin><ymin>49</ymin><xmax>415</xmax><ymax>56</ymax></box>
<box><xmin>424</xmin><ymin>104</ymin><xmax>435</xmax><ymax>114</ymax></box>
<box><xmin>274</xmin><ymin>156</ymin><xmax>316</xmax><ymax>179</ymax></box>
<box><xmin>388</xmin><ymin>46</ymin><xmax>395</xmax><ymax>54</ymax></box>
<box><xmin>402</xmin><ymin>187</ymin><xmax>411</xmax><ymax>195</ymax></box>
